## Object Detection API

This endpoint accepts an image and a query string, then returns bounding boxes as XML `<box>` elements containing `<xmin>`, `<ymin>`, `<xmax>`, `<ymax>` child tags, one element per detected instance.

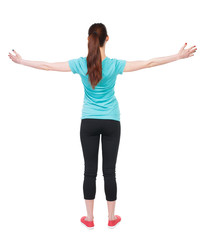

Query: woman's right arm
<box><xmin>8</xmin><ymin>50</ymin><xmax>72</xmax><ymax>72</ymax></box>
<box><xmin>123</xmin><ymin>43</ymin><xmax>197</xmax><ymax>72</ymax></box>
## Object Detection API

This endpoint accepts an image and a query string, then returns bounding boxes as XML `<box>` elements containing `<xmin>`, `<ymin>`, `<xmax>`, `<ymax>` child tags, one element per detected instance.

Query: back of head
<box><xmin>86</xmin><ymin>23</ymin><xmax>108</xmax><ymax>89</ymax></box>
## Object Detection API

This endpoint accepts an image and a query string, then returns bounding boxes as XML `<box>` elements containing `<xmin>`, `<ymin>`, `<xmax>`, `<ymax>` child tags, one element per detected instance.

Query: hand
<box><xmin>177</xmin><ymin>43</ymin><xmax>197</xmax><ymax>60</ymax></box>
<box><xmin>8</xmin><ymin>49</ymin><xmax>22</xmax><ymax>64</ymax></box>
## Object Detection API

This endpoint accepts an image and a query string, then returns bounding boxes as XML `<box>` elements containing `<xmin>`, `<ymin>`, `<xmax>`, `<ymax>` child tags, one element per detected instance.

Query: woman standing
<box><xmin>8</xmin><ymin>23</ymin><xmax>197</xmax><ymax>230</ymax></box>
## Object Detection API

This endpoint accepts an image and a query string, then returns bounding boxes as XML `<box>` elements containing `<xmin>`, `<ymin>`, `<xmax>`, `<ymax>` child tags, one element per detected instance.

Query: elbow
<box><xmin>42</xmin><ymin>62</ymin><xmax>51</xmax><ymax>71</ymax></box>
<box><xmin>146</xmin><ymin>60</ymin><xmax>153</xmax><ymax>68</ymax></box>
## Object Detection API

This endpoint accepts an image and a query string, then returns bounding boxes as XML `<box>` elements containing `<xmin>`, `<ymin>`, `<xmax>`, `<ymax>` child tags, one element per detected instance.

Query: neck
<box><xmin>100</xmin><ymin>47</ymin><xmax>106</xmax><ymax>60</ymax></box>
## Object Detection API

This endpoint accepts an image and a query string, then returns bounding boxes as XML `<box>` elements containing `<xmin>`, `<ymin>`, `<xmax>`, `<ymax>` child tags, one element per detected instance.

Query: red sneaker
<box><xmin>108</xmin><ymin>215</ymin><xmax>121</xmax><ymax>229</ymax></box>
<box><xmin>80</xmin><ymin>216</ymin><xmax>94</xmax><ymax>229</ymax></box>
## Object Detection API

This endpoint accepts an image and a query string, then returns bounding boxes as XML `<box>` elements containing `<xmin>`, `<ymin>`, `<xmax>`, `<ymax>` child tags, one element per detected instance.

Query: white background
<box><xmin>1</xmin><ymin>0</ymin><xmax>206</xmax><ymax>239</ymax></box>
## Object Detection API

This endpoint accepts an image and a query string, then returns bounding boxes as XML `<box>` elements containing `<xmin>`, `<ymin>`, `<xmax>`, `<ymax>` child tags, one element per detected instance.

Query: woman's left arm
<box><xmin>8</xmin><ymin>50</ymin><xmax>71</xmax><ymax>72</ymax></box>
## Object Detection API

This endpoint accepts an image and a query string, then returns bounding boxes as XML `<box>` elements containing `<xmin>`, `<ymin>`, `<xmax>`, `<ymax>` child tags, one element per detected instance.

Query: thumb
<box><xmin>181</xmin><ymin>42</ymin><xmax>187</xmax><ymax>51</ymax></box>
<box><xmin>12</xmin><ymin>49</ymin><xmax>20</xmax><ymax>56</ymax></box>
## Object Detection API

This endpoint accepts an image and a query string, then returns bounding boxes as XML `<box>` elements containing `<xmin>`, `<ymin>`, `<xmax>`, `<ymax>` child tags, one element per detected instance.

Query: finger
<box><xmin>10</xmin><ymin>54</ymin><xmax>15</xmax><ymax>59</ymax></box>
<box><xmin>189</xmin><ymin>53</ymin><xmax>194</xmax><ymax>57</ymax></box>
<box><xmin>188</xmin><ymin>45</ymin><xmax>196</xmax><ymax>50</ymax></box>
<box><xmin>188</xmin><ymin>47</ymin><xmax>197</xmax><ymax>53</ymax></box>
<box><xmin>8</xmin><ymin>52</ymin><xmax>13</xmax><ymax>56</ymax></box>
<box><xmin>189</xmin><ymin>47</ymin><xmax>197</xmax><ymax>53</ymax></box>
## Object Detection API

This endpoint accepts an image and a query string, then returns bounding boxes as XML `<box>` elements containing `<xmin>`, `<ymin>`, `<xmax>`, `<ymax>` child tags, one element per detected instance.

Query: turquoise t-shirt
<box><xmin>68</xmin><ymin>56</ymin><xmax>126</xmax><ymax>121</ymax></box>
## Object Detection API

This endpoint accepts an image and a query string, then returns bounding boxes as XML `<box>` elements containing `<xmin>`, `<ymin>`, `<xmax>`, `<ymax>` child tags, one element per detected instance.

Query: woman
<box><xmin>8</xmin><ymin>23</ymin><xmax>197</xmax><ymax>230</ymax></box>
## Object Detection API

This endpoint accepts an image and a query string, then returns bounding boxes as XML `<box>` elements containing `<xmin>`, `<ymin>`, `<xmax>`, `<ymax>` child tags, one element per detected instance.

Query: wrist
<box><xmin>176</xmin><ymin>54</ymin><xmax>182</xmax><ymax>60</ymax></box>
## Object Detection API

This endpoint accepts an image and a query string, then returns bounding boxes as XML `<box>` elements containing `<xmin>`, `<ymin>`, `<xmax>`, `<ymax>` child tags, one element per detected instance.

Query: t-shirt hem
<box><xmin>81</xmin><ymin>116</ymin><xmax>120</xmax><ymax>121</ymax></box>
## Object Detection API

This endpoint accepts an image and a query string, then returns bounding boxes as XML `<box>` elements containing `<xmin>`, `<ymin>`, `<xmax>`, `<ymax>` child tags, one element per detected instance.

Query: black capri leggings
<box><xmin>80</xmin><ymin>118</ymin><xmax>121</xmax><ymax>201</ymax></box>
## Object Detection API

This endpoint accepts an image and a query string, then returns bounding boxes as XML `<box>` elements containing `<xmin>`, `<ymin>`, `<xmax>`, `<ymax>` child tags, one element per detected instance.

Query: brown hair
<box><xmin>86</xmin><ymin>23</ymin><xmax>108</xmax><ymax>89</ymax></box>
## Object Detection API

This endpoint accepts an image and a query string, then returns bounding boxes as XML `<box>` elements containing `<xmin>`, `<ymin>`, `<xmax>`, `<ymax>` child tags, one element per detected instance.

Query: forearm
<box><xmin>20</xmin><ymin>59</ymin><xmax>50</xmax><ymax>71</ymax></box>
<box><xmin>148</xmin><ymin>53</ymin><xmax>181</xmax><ymax>68</ymax></box>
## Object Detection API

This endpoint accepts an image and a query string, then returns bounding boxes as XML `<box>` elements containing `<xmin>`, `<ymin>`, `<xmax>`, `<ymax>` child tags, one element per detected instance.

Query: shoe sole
<box><xmin>81</xmin><ymin>222</ymin><xmax>94</xmax><ymax>230</ymax></box>
<box><xmin>108</xmin><ymin>221</ymin><xmax>120</xmax><ymax>229</ymax></box>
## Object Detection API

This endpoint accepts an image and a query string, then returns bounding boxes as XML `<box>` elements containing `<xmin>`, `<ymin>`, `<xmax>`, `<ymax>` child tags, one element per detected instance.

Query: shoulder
<box><xmin>68</xmin><ymin>56</ymin><xmax>86</xmax><ymax>74</ymax></box>
<box><xmin>109</xmin><ymin>57</ymin><xmax>126</xmax><ymax>75</ymax></box>
<box><xmin>69</xmin><ymin>56</ymin><xmax>86</xmax><ymax>63</ymax></box>
<box><xmin>107</xmin><ymin>57</ymin><xmax>126</xmax><ymax>65</ymax></box>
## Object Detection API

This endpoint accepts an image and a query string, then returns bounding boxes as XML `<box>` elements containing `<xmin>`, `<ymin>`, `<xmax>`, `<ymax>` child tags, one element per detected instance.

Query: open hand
<box><xmin>178</xmin><ymin>43</ymin><xmax>197</xmax><ymax>59</ymax></box>
<box><xmin>8</xmin><ymin>50</ymin><xmax>22</xmax><ymax>64</ymax></box>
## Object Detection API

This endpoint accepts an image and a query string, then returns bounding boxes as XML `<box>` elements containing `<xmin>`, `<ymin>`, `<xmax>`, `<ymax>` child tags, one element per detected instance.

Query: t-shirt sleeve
<box><xmin>68</xmin><ymin>57</ymin><xmax>81</xmax><ymax>74</ymax></box>
<box><xmin>115</xmin><ymin>59</ymin><xmax>127</xmax><ymax>75</ymax></box>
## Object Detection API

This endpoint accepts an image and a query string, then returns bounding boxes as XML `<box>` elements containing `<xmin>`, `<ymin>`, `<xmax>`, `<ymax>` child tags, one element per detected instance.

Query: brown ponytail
<box><xmin>86</xmin><ymin>23</ymin><xmax>108</xmax><ymax>89</ymax></box>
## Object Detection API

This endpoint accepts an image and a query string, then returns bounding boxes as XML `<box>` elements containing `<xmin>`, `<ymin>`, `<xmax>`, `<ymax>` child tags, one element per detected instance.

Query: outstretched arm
<box><xmin>8</xmin><ymin>50</ymin><xmax>72</xmax><ymax>72</ymax></box>
<box><xmin>123</xmin><ymin>43</ymin><xmax>197</xmax><ymax>72</ymax></box>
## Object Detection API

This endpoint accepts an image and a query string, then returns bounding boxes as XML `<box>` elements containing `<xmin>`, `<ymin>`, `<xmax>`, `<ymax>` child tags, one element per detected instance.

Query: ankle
<box><xmin>108</xmin><ymin>216</ymin><xmax>117</xmax><ymax>221</ymax></box>
<box><xmin>86</xmin><ymin>216</ymin><xmax>94</xmax><ymax>221</ymax></box>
